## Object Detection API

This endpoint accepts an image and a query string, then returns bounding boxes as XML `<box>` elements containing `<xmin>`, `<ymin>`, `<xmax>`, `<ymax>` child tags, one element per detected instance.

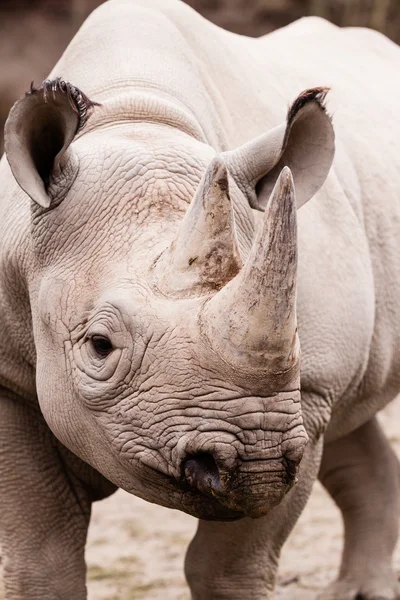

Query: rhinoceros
<box><xmin>1</xmin><ymin>0</ymin><xmax>400</xmax><ymax>598</ymax></box>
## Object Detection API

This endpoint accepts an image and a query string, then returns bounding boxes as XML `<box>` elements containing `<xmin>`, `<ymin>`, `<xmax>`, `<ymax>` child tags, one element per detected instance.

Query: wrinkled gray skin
<box><xmin>1</xmin><ymin>1</ymin><xmax>400</xmax><ymax>599</ymax></box>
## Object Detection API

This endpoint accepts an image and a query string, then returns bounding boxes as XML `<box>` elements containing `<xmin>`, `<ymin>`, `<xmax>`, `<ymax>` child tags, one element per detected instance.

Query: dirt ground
<box><xmin>2</xmin><ymin>401</ymin><xmax>399</xmax><ymax>599</ymax></box>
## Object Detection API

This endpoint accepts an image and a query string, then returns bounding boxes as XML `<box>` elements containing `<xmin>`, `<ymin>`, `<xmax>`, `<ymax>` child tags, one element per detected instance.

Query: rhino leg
<box><xmin>184</xmin><ymin>438</ymin><xmax>323</xmax><ymax>600</ymax></box>
<box><xmin>318</xmin><ymin>417</ymin><xmax>400</xmax><ymax>600</ymax></box>
<box><xmin>0</xmin><ymin>392</ymin><xmax>91</xmax><ymax>600</ymax></box>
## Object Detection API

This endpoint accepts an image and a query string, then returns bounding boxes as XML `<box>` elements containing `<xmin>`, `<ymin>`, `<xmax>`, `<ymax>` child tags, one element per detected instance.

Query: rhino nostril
<box><xmin>283</xmin><ymin>454</ymin><xmax>299</xmax><ymax>484</ymax></box>
<box><xmin>183</xmin><ymin>452</ymin><xmax>224</xmax><ymax>496</ymax></box>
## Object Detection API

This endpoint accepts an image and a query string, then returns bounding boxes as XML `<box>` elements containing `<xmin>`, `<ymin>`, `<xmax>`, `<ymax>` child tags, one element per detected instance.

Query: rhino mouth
<box><xmin>114</xmin><ymin>441</ymin><xmax>299</xmax><ymax>520</ymax></box>
<box><xmin>177</xmin><ymin>478</ymin><xmax>246</xmax><ymax>521</ymax></box>
<box><xmin>118</xmin><ymin>434</ymin><xmax>299</xmax><ymax>520</ymax></box>
<box><xmin>127</xmin><ymin>463</ymin><xmax>245</xmax><ymax>521</ymax></box>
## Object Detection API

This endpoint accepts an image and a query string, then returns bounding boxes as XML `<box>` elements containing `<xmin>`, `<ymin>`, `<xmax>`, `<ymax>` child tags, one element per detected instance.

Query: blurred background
<box><xmin>0</xmin><ymin>0</ymin><xmax>398</xmax><ymax>153</ymax></box>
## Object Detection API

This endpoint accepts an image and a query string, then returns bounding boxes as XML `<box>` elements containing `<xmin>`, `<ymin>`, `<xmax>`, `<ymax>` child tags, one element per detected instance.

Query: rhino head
<box><xmin>4</xmin><ymin>79</ymin><xmax>334</xmax><ymax>520</ymax></box>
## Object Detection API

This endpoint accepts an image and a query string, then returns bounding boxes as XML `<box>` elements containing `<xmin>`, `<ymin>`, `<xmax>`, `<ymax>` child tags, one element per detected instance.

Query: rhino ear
<box><xmin>223</xmin><ymin>87</ymin><xmax>335</xmax><ymax>210</ymax></box>
<box><xmin>4</xmin><ymin>78</ymin><xmax>97</xmax><ymax>208</ymax></box>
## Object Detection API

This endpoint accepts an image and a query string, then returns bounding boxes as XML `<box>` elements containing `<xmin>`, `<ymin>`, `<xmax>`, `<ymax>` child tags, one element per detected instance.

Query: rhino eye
<box><xmin>90</xmin><ymin>335</ymin><xmax>113</xmax><ymax>358</ymax></box>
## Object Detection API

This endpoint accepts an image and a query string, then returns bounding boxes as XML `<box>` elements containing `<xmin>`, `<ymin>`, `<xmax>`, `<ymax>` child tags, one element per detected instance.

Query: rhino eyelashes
<box><xmin>28</xmin><ymin>77</ymin><xmax>100</xmax><ymax>133</ymax></box>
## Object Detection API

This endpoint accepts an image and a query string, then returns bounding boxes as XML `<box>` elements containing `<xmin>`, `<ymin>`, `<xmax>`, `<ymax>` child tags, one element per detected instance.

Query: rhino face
<box><xmin>36</xmin><ymin>273</ymin><xmax>304</xmax><ymax>520</ymax></box>
<box><xmin>5</xmin><ymin>80</ymin><xmax>334</xmax><ymax>520</ymax></box>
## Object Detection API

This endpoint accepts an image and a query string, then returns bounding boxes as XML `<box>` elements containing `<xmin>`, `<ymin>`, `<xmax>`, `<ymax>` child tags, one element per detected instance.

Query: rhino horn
<box><xmin>159</xmin><ymin>157</ymin><xmax>242</xmax><ymax>294</ymax></box>
<box><xmin>203</xmin><ymin>166</ymin><xmax>299</xmax><ymax>374</ymax></box>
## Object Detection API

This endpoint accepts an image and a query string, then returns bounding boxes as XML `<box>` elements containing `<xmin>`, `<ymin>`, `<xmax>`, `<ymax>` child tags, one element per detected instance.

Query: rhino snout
<box><xmin>181</xmin><ymin>439</ymin><xmax>305</xmax><ymax>519</ymax></box>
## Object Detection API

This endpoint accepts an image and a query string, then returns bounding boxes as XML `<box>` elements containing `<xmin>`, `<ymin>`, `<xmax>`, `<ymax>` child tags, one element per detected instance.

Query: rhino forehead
<box><xmin>31</xmin><ymin>126</ymin><xmax>213</xmax><ymax>267</ymax></box>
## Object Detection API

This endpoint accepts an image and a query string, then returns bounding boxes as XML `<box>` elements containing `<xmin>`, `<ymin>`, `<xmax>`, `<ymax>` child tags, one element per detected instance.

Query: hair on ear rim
<box><xmin>28</xmin><ymin>77</ymin><xmax>100</xmax><ymax>133</ymax></box>
<box><xmin>4</xmin><ymin>78</ymin><xmax>100</xmax><ymax>208</ymax></box>
<box><xmin>287</xmin><ymin>86</ymin><xmax>332</xmax><ymax>127</ymax></box>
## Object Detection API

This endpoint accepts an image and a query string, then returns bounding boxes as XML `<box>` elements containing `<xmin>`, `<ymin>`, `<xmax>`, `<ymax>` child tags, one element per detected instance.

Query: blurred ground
<box><xmin>2</xmin><ymin>401</ymin><xmax>398</xmax><ymax>599</ymax></box>
<box><xmin>85</xmin><ymin>476</ymin><xmax>341</xmax><ymax>600</ymax></box>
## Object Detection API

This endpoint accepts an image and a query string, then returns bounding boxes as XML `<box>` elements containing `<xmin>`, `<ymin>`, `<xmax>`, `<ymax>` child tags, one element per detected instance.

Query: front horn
<box><xmin>202</xmin><ymin>166</ymin><xmax>299</xmax><ymax>375</ymax></box>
